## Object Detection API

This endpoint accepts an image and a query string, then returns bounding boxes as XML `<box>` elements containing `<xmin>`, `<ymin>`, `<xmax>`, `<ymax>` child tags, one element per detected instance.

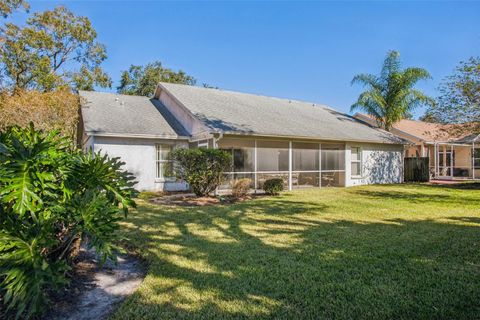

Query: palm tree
<box><xmin>351</xmin><ymin>50</ymin><xmax>434</xmax><ymax>131</ymax></box>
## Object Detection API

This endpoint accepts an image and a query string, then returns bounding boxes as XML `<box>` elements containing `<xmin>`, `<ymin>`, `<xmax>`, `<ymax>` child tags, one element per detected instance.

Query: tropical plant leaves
<box><xmin>351</xmin><ymin>50</ymin><xmax>433</xmax><ymax>131</ymax></box>
<box><xmin>0</xmin><ymin>124</ymin><xmax>137</xmax><ymax>318</ymax></box>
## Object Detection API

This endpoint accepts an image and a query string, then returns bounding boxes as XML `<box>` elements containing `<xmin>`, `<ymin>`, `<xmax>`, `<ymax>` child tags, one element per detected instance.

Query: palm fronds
<box><xmin>351</xmin><ymin>50</ymin><xmax>433</xmax><ymax>131</ymax></box>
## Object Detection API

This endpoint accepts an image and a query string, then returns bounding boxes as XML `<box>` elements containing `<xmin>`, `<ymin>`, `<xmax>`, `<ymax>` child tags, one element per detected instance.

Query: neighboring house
<box><xmin>79</xmin><ymin>83</ymin><xmax>406</xmax><ymax>191</ymax></box>
<box><xmin>355</xmin><ymin>113</ymin><xmax>480</xmax><ymax>180</ymax></box>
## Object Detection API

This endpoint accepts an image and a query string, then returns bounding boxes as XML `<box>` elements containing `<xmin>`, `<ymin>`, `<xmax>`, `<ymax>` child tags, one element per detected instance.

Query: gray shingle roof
<box><xmin>159</xmin><ymin>82</ymin><xmax>405</xmax><ymax>144</ymax></box>
<box><xmin>79</xmin><ymin>91</ymin><xmax>189</xmax><ymax>138</ymax></box>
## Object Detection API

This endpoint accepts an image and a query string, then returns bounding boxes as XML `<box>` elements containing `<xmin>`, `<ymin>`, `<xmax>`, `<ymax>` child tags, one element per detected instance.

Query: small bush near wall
<box><xmin>263</xmin><ymin>178</ymin><xmax>284</xmax><ymax>195</ymax></box>
<box><xmin>0</xmin><ymin>124</ymin><xmax>137</xmax><ymax>319</ymax></box>
<box><xmin>170</xmin><ymin>148</ymin><xmax>232</xmax><ymax>197</ymax></box>
<box><xmin>232</xmin><ymin>178</ymin><xmax>252</xmax><ymax>198</ymax></box>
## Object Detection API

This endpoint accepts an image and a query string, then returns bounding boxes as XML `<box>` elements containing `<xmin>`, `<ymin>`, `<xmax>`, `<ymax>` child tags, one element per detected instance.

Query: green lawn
<box><xmin>111</xmin><ymin>184</ymin><xmax>480</xmax><ymax>319</ymax></box>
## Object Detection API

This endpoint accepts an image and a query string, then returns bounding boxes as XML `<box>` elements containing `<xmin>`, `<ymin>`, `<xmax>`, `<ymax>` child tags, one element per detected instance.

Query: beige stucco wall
<box><xmin>405</xmin><ymin>145</ymin><xmax>421</xmax><ymax>157</ymax></box>
<box><xmin>454</xmin><ymin>146</ymin><xmax>471</xmax><ymax>168</ymax></box>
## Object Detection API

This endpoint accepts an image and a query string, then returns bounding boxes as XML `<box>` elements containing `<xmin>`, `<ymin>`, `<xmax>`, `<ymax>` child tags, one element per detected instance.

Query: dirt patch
<box><xmin>48</xmin><ymin>249</ymin><xmax>145</xmax><ymax>320</ymax></box>
<box><xmin>148</xmin><ymin>193</ymin><xmax>265</xmax><ymax>207</ymax></box>
<box><xmin>150</xmin><ymin>194</ymin><xmax>220</xmax><ymax>206</ymax></box>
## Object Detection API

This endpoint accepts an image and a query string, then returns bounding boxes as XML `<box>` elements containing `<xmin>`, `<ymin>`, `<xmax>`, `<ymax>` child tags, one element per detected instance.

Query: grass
<box><xmin>111</xmin><ymin>184</ymin><xmax>480</xmax><ymax>319</ymax></box>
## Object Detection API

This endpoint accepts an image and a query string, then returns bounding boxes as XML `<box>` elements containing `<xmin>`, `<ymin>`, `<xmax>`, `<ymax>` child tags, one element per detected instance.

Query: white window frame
<box><xmin>197</xmin><ymin>140</ymin><xmax>209</xmax><ymax>148</ymax></box>
<box><xmin>155</xmin><ymin>144</ymin><xmax>174</xmax><ymax>182</ymax></box>
<box><xmin>474</xmin><ymin>148</ymin><xmax>480</xmax><ymax>169</ymax></box>
<box><xmin>350</xmin><ymin>146</ymin><xmax>362</xmax><ymax>178</ymax></box>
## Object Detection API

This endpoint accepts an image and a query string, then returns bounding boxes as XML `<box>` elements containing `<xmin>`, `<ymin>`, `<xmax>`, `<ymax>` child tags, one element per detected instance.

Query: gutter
<box><xmin>222</xmin><ymin>132</ymin><xmax>408</xmax><ymax>146</ymax></box>
<box><xmin>86</xmin><ymin>131</ymin><xmax>190</xmax><ymax>140</ymax></box>
<box><xmin>424</xmin><ymin>141</ymin><xmax>474</xmax><ymax>147</ymax></box>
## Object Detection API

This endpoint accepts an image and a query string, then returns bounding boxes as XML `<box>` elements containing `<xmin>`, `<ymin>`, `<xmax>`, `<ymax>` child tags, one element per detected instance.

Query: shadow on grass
<box><xmin>434</xmin><ymin>182</ymin><xmax>480</xmax><ymax>190</ymax></box>
<box><xmin>350</xmin><ymin>183</ymin><xmax>479</xmax><ymax>205</ymax></box>
<box><xmin>446</xmin><ymin>216</ymin><xmax>480</xmax><ymax>225</ymax></box>
<box><xmin>112</xmin><ymin>194</ymin><xmax>480</xmax><ymax>320</ymax></box>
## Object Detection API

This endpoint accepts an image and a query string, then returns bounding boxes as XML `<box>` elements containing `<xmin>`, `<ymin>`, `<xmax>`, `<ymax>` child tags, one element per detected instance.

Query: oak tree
<box><xmin>0</xmin><ymin>6</ymin><xmax>111</xmax><ymax>92</ymax></box>
<box><xmin>117</xmin><ymin>60</ymin><xmax>196</xmax><ymax>96</ymax></box>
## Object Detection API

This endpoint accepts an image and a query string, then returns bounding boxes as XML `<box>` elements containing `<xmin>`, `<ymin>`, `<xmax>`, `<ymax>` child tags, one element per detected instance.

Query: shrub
<box><xmin>170</xmin><ymin>148</ymin><xmax>232</xmax><ymax>197</ymax></box>
<box><xmin>0</xmin><ymin>89</ymin><xmax>79</xmax><ymax>139</ymax></box>
<box><xmin>263</xmin><ymin>178</ymin><xmax>284</xmax><ymax>195</ymax></box>
<box><xmin>0</xmin><ymin>124</ymin><xmax>137</xmax><ymax>319</ymax></box>
<box><xmin>232</xmin><ymin>178</ymin><xmax>252</xmax><ymax>198</ymax></box>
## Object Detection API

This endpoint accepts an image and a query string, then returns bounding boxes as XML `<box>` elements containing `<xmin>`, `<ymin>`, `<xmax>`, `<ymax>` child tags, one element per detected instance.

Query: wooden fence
<box><xmin>404</xmin><ymin>157</ymin><xmax>430</xmax><ymax>182</ymax></box>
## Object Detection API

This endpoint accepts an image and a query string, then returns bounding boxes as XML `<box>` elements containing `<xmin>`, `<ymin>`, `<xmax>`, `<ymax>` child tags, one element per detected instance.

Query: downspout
<box><xmin>450</xmin><ymin>144</ymin><xmax>454</xmax><ymax>179</ymax></box>
<box><xmin>213</xmin><ymin>131</ymin><xmax>223</xmax><ymax>149</ymax></box>
<box><xmin>212</xmin><ymin>132</ymin><xmax>223</xmax><ymax>196</ymax></box>
<box><xmin>254</xmin><ymin>140</ymin><xmax>258</xmax><ymax>193</ymax></box>
<box><xmin>473</xmin><ymin>135</ymin><xmax>480</xmax><ymax>180</ymax></box>
<box><xmin>472</xmin><ymin>138</ymin><xmax>476</xmax><ymax>180</ymax></box>
<box><xmin>288</xmin><ymin>141</ymin><xmax>293</xmax><ymax>191</ymax></box>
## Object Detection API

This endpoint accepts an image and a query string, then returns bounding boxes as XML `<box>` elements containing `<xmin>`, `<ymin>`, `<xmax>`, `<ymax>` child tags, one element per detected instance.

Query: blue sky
<box><xmin>20</xmin><ymin>1</ymin><xmax>480</xmax><ymax>117</ymax></box>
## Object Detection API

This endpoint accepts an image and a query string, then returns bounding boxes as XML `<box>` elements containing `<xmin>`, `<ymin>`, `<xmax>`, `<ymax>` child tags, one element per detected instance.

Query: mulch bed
<box><xmin>0</xmin><ymin>251</ymin><xmax>99</xmax><ymax>320</ymax></box>
<box><xmin>147</xmin><ymin>192</ymin><xmax>266</xmax><ymax>207</ymax></box>
<box><xmin>48</xmin><ymin>250</ymin><xmax>98</xmax><ymax>312</ymax></box>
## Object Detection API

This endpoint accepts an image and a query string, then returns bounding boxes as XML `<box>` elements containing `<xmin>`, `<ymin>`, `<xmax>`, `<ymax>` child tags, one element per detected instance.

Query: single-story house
<box><xmin>354</xmin><ymin>113</ymin><xmax>480</xmax><ymax>180</ymax></box>
<box><xmin>79</xmin><ymin>83</ymin><xmax>407</xmax><ymax>191</ymax></box>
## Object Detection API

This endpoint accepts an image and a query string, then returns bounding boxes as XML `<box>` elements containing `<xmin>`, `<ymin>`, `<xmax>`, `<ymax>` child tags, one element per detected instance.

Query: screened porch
<box><xmin>428</xmin><ymin>142</ymin><xmax>480</xmax><ymax>180</ymax></box>
<box><xmin>217</xmin><ymin>138</ymin><xmax>347</xmax><ymax>191</ymax></box>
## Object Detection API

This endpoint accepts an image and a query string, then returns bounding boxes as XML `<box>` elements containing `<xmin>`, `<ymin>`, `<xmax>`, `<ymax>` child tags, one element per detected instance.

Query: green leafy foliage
<box><xmin>117</xmin><ymin>61</ymin><xmax>196</xmax><ymax>97</ymax></box>
<box><xmin>263</xmin><ymin>178</ymin><xmax>284</xmax><ymax>195</ymax></box>
<box><xmin>424</xmin><ymin>57</ymin><xmax>480</xmax><ymax>130</ymax></box>
<box><xmin>170</xmin><ymin>148</ymin><xmax>232</xmax><ymax>197</ymax></box>
<box><xmin>0</xmin><ymin>0</ymin><xmax>28</xmax><ymax>18</ymax></box>
<box><xmin>0</xmin><ymin>6</ymin><xmax>111</xmax><ymax>92</ymax></box>
<box><xmin>0</xmin><ymin>124</ymin><xmax>137</xmax><ymax>319</ymax></box>
<box><xmin>351</xmin><ymin>50</ymin><xmax>434</xmax><ymax>131</ymax></box>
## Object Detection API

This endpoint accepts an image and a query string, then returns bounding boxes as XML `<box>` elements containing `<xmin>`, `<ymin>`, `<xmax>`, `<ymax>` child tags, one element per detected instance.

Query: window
<box><xmin>233</xmin><ymin>148</ymin><xmax>254</xmax><ymax>172</ymax></box>
<box><xmin>351</xmin><ymin>147</ymin><xmax>361</xmax><ymax>177</ymax></box>
<box><xmin>218</xmin><ymin>139</ymin><xmax>255</xmax><ymax>173</ymax></box>
<box><xmin>156</xmin><ymin>144</ymin><xmax>173</xmax><ymax>180</ymax></box>
<box><xmin>197</xmin><ymin>140</ymin><xmax>209</xmax><ymax>148</ymax></box>
<box><xmin>474</xmin><ymin>149</ymin><xmax>480</xmax><ymax>168</ymax></box>
<box><xmin>438</xmin><ymin>151</ymin><xmax>454</xmax><ymax>167</ymax></box>
<box><xmin>220</xmin><ymin>148</ymin><xmax>255</xmax><ymax>172</ymax></box>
